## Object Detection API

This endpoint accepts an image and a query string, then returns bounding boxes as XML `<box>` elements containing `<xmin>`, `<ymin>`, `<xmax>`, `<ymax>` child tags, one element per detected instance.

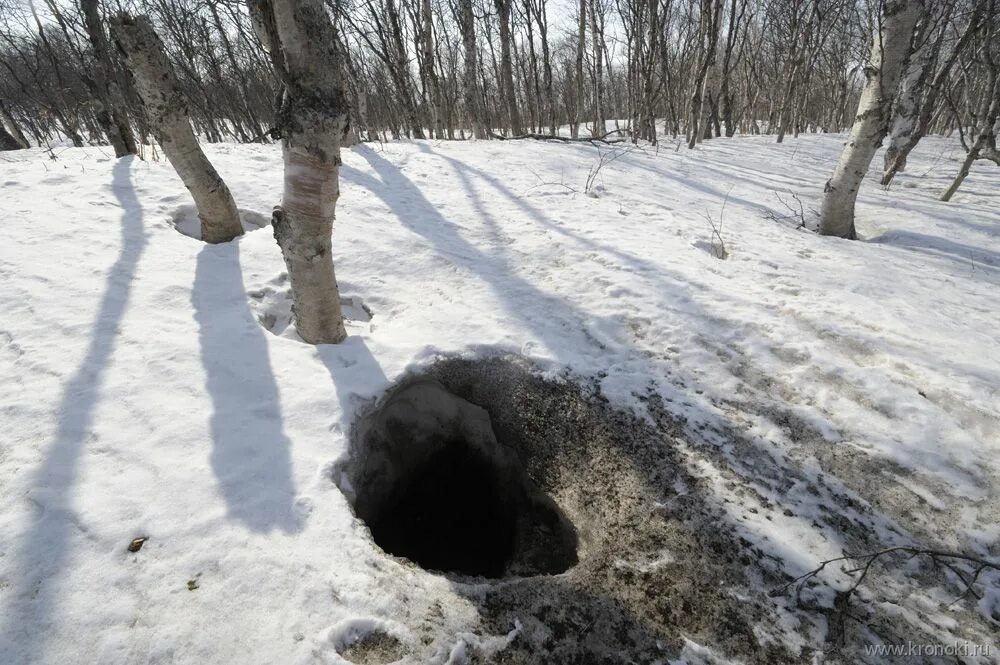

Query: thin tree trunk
<box><xmin>81</xmin><ymin>0</ymin><xmax>137</xmax><ymax>157</ymax></box>
<box><xmin>456</xmin><ymin>0</ymin><xmax>486</xmax><ymax>137</ymax></box>
<box><xmin>496</xmin><ymin>0</ymin><xmax>523</xmax><ymax>135</ymax></box>
<box><xmin>420</xmin><ymin>0</ymin><xmax>445</xmax><ymax>139</ymax></box>
<box><xmin>883</xmin><ymin>1</ymin><xmax>985</xmax><ymax>185</ymax></box>
<box><xmin>573</xmin><ymin>0</ymin><xmax>586</xmax><ymax>138</ymax></box>
<box><xmin>941</xmin><ymin>75</ymin><xmax>999</xmax><ymax>201</ymax></box>
<box><xmin>0</xmin><ymin>99</ymin><xmax>29</xmax><ymax>149</ymax></box>
<box><xmin>589</xmin><ymin>0</ymin><xmax>605</xmax><ymax>136</ymax></box>
<box><xmin>111</xmin><ymin>14</ymin><xmax>242</xmax><ymax>244</ymax></box>
<box><xmin>819</xmin><ymin>0</ymin><xmax>923</xmax><ymax>238</ymax></box>
<box><xmin>252</xmin><ymin>0</ymin><xmax>349</xmax><ymax>344</ymax></box>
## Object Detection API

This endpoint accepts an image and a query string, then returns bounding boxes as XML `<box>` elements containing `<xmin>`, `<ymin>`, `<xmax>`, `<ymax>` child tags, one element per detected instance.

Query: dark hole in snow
<box><xmin>370</xmin><ymin>436</ymin><xmax>515</xmax><ymax>577</ymax></box>
<box><xmin>340</xmin><ymin>377</ymin><xmax>578</xmax><ymax>579</ymax></box>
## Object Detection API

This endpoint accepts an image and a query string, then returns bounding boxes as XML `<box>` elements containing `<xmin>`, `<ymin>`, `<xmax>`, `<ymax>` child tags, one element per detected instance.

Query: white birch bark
<box><xmin>110</xmin><ymin>14</ymin><xmax>242</xmax><ymax>244</ymax></box>
<box><xmin>257</xmin><ymin>0</ymin><xmax>348</xmax><ymax>344</ymax></box>
<box><xmin>0</xmin><ymin>101</ymin><xmax>29</xmax><ymax>149</ymax></box>
<box><xmin>941</xmin><ymin>81</ymin><xmax>999</xmax><ymax>202</ymax></box>
<box><xmin>456</xmin><ymin>0</ymin><xmax>486</xmax><ymax>138</ymax></box>
<box><xmin>883</xmin><ymin>10</ymin><xmax>936</xmax><ymax>178</ymax></box>
<box><xmin>819</xmin><ymin>0</ymin><xmax>923</xmax><ymax>238</ymax></box>
<box><xmin>699</xmin><ymin>59</ymin><xmax>720</xmax><ymax>141</ymax></box>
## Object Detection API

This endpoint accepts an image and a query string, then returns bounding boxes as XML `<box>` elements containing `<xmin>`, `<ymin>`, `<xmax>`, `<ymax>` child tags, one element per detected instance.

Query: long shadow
<box><xmin>314</xmin><ymin>335</ymin><xmax>389</xmax><ymax>435</ymax></box>
<box><xmin>192</xmin><ymin>243</ymin><xmax>301</xmax><ymax>533</ymax></box>
<box><xmin>868</xmin><ymin>228</ymin><xmax>1000</xmax><ymax>272</ymax></box>
<box><xmin>411</xmin><ymin>142</ymin><xmax>718</xmax><ymax>288</ymax></box>
<box><xmin>343</xmin><ymin>147</ymin><xmax>630</xmax><ymax>362</ymax></box>
<box><xmin>0</xmin><ymin>158</ymin><xmax>146</xmax><ymax>664</ymax></box>
<box><xmin>339</xmin><ymin>146</ymin><xmax>987</xmax><ymax>657</ymax></box>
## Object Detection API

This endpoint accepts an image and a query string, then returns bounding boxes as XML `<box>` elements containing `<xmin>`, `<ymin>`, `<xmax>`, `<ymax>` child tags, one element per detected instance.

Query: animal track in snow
<box><xmin>247</xmin><ymin>272</ymin><xmax>373</xmax><ymax>337</ymax></box>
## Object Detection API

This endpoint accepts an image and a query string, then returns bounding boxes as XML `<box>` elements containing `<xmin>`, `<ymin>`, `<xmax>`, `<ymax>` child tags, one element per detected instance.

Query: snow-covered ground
<box><xmin>0</xmin><ymin>133</ymin><xmax>997</xmax><ymax>664</ymax></box>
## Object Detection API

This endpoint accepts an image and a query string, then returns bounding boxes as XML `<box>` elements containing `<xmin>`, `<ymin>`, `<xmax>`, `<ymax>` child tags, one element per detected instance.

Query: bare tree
<box><xmin>940</xmin><ymin>0</ymin><xmax>999</xmax><ymax>201</ymax></box>
<box><xmin>455</xmin><ymin>0</ymin><xmax>487</xmax><ymax>137</ymax></box>
<box><xmin>818</xmin><ymin>0</ymin><xmax>924</xmax><ymax>238</ymax></box>
<box><xmin>111</xmin><ymin>13</ymin><xmax>243</xmax><ymax>244</ymax></box>
<box><xmin>882</xmin><ymin>0</ymin><xmax>988</xmax><ymax>184</ymax></box>
<box><xmin>496</xmin><ymin>0</ymin><xmax>523</xmax><ymax>134</ymax></box>
<box><xmin>688</xmin><ymin>0</ymin><xmax>723</xmax><ymax>148</ymax></box>
<box><xmin>251</xmin><ymin>0</ymin><xmax>350</xmax><ymax>344</ymax></box>
<box><xmin>81</xmin><ymin>0</ymin><xmax>136</xmax><ymax>157</ymax></box>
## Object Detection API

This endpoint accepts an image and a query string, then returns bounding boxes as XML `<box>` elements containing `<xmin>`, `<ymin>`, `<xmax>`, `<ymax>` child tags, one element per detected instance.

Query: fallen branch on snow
<box><xmin>771</xmin><ymin>546</ymin><xmax>1000</xmax><ymax>645</ymax></box>
<box><xmin>773</xmin><ymin>546</ymin><xmax>999</xmax><ymax>628</ymax></box>
<box><xmin>488</xmin><ymin>129</ymin><xmax>626</xmax><ymax>145</ymax></box>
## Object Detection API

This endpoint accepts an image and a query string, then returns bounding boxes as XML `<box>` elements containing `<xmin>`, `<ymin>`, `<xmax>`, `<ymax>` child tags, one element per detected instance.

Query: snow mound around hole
<box><xmin>339</xmin><ymin>355</ymin><xmax>807</xmax><ymax>662</ymax></box>
<box><xmin>247</xmin><ymin>272</ymin><xmax>372</xmax><ymax>338</ymax></box>
<box><xmin>167</xmin><ymin>204</ymin><xmax>269</xmax><ymax>240</ymax></box>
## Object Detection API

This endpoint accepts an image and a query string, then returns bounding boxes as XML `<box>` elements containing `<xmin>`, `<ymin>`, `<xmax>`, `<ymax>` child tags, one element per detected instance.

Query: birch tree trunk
<box><xmin>456</xmin><ymin>0</ymin><xmax>487</xmax><ymax>138</ymax></box>
<box><xmin>0</xmin><ymin>99</ymin><xmax>28</xmax><ymax>149</ymax></box>
<box><xmin>882</xmin><ymin>7</ymin><xmax>938</xmax><ymax>179</ymax></box>
<box><xmin>0</xmin><ymin>123</ymin><xmax>23</xmax><ymax>150</ymax></box>
<box><xmin>253</xmin><ymin>0</ymin><xmax>349</xmax><ymax>344</ymax></box>
<box><xmin>819</xmin><ymin>0</ymin><xmax>923</xmax><ymax>239</ymax></box>
<box><xmin>941</xmin><ymin>76</ymin><xmax>999</xmax><ymax>202</ymax></box>
<box><xmin>110</xmin><ymin>14</ymin><xmax>243</xmax><ymax>244</ymax></box>
<box><xmin>699</xmin><ymin>57</ymin><xmax>720</xmax><ymax>141</ymax></box>
<box><xmin>589</xmin><ymin>0</ymin><xmax>605</xmax><ymax>136</ymax></box>
<box><xmin>420</xmin><ymin>0</ymin><xmax>445</xmax><ymax>139</ymax></box>
<box><xmin>496</xmin><ymin>0</ymin><xmax>523</xmax><ymax>135</ymax></box>
<box><xmin>688</xmin><ymin>0</ymin><xmax>722</xmax><ymax>149</ymax></box>
<box><xmin>573</xmin><ymin>0</ymin><xmax>586</xmax><ymax>138</ymax></box>
<box><xmin>82</xmin><ymin>0</ymin><xmax>137</xmax><ymax>158</ymax></box>
<box><xmin>882</xmin><ymin>2</ymin><xmax>984</xmax><ymax>185</ymax></box>
<box><xmin>0</xmin><ymin>100</ymin><xmax>29</xmax><ymax>149</ymax></box>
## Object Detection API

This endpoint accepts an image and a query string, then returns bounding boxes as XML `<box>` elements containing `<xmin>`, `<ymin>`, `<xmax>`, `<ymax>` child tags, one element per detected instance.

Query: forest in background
<box><xmin>0</xmin><ymin>0</ymin><xmax>996</xmax><ymax>160</ymax></box>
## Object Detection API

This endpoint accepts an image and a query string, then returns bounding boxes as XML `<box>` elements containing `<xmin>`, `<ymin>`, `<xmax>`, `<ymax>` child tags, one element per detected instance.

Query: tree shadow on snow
<box><xmin>192</xmin><ymin>243</ymin><xmax>301</xmax><ymax>534</ymax></box>
<box><xmin>868</xmin><ymin>228</ymin><xmax>1000</xmax><ymax>274</ymax></box>
<box><xmin>345</xmin><ymin>144</ymin><xmax>690</xmax><ymax>359</ymax></box>
<box><xmin>0</xmin><ymin>158</ymin><xmax>146</xmax><ymax>663</ymax></box>
<box><xmin>314</xmin><ymin>335</ymin><xmax>389</xmax><ymax>437</ymax></box>
<box><xmin>340</xmin><ymin>144</ymin><xmax>996</xmax><ymax>662</ymax></box>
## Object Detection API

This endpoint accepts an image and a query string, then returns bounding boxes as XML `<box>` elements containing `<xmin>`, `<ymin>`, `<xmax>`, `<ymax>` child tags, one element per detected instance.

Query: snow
<box><xmin>1</xmin><ymin>133</ymin><xmax>998</xmax><ymax>663</ymax></box>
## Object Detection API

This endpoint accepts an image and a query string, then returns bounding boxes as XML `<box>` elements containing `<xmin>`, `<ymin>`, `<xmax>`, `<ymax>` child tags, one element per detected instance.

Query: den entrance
<box><xmin>340</xmin><ymin>378</ymin><xmax>578</xmax><ymax>579</ymax></box>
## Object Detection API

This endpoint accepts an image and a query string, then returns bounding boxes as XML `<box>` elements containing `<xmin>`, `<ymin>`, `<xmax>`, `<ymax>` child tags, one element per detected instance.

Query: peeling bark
<box><xmin>255</xmin><ymin>0</ymin><xmax>349</xmax><ymax>344</ymax></box>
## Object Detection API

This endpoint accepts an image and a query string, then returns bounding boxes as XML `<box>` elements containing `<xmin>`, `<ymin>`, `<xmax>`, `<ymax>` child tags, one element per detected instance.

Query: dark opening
<box><xmin>368</xmin><ymin>438</ymin><xmax>516</xmax><ymax>578</ymax></box>
<box><xmin>342</xmin><ymin>378</ymin><xmax>578</xmax><ymax>579</ymax></box>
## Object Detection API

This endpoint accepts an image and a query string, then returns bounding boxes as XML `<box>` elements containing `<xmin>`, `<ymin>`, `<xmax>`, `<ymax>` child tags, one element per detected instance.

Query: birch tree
<box><xmin>496</xmin><ymin>0</ymin><xmax>523</xmax><ymax>134</ymax></box>
<box><xmin>882</xmin><ymin>0</ymin><xmax>987</xmax><ymax>184</ymax></box>
<box><xmin>573</xmin><ymin>0</ymin><xmax>586</xmax><ymax>138</ymax></box>
<box><xmin>940</xmin><ymin>0</ymin><xmax>999</xmax><ymax>201</ymax></box>
<box><xmin>251</xmin><ymin>0</ymin><xmax>349</xmax><ymax>344</ymax></box>
<box><xmin>81</xmin><ymin>0</ymin><xmax>136</xmax><ymax>158</ymax></box>
<box><xmin>818</xmin><ymin>0</ymin><xmax>923</xmax><ymax>239</ymax></box>
<box><xmin>881</xmin><ymin>4</ymin><xmax>940</xmax><ymax>177</ymax></box>
<box><xmin>689</xmin><ymin>0</ymin><xmax>723</xmax><ymax>148</ymax></box>
<box><xmin>110</xmin><ymin>14</ymin><xmax>243</xmax><ymax>244</ymax></box>
<box><xmin>455</xmin><ymin>0</ymin><xmax>487</xmax><ymax>137</ymax></box>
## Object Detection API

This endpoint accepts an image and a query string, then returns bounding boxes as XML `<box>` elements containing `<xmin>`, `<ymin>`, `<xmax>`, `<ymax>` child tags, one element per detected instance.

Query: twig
<box><xmin>488</xmin><ymin>129</ymin><xmax>626</xmax><ymax>146</ymax></box>
<box><xmin>701</xmin><ymin>187</ymin><xmax>732</xmax><ymax>259</ymax></box>
<box><xmin>771</xmin><ymin>546</ymin><xmax>1000</xmax><ymax>613</ymax></box>
<box><xmin>764</xmin><ymin>191</ymin><xmax>812</xmax><ymax>230</ymax></box>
